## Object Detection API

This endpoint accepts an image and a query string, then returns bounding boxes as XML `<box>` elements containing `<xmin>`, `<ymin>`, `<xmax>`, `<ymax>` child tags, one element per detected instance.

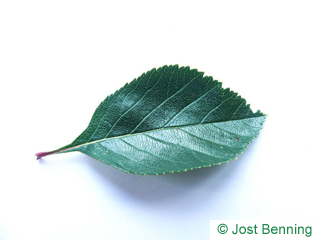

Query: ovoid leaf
<box><xmin>36</xmin><ymin>65</ymin><xmax>266</xmax><ymax>175</ymax></box>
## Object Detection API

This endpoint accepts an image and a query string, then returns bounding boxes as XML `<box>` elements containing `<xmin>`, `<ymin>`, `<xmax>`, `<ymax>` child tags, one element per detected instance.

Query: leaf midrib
<box><xmin>61</xmin><ymin>115</ymin><xmax>264</xmax><ymax>153</ymax></box>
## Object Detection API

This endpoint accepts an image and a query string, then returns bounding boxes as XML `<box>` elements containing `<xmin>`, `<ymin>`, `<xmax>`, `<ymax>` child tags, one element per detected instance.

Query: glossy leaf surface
<box><xmin>37</xmin><ymin>65</ymin><xmax>265</xmax><ymax>175</ymax></box>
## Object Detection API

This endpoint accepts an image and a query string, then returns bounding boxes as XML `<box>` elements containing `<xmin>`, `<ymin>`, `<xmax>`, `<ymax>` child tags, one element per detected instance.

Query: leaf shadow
<box><xmin>37</xmin><ymin>132</ymin><xmax>264</xmax><ymax>220</ymax></box>
<box><xmin>38</xmin><ymin>138</ymin><xmax>262</xmax><ymax>219</ymax></box>
<box><xmin>83</xmin><ymin>140</ymin><xmax>258</xmax><ymax>205</ymax></box>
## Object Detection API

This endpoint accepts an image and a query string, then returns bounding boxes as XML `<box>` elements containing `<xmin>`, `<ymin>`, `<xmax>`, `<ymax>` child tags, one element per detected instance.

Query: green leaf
<box><xmin>36</xmin><ymin>65</ymin><xmax>266</xmax><ymax>175</ymax></box>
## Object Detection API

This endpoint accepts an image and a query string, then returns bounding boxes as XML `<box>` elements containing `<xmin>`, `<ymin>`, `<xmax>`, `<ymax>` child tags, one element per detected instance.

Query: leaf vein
<box><xmin>130</xmin><ymin>72</ymin><xmax>203</xmax><ymax>133</ymax></box>
<box><xmin>98</xmin><ymin>142</ymin><xmax>162</xmax><ymax>171</ymax></box>
<box><xmin>164</xmin><ymin>82</ymin><xmax>220</xmax><ymax>127</ymax></box>
<box><xmin>120</xmin><ymin>138</ymin><xmax>179</xmax><ymax>166</ymax></box>
<box><xmin>231</xmin><ymin>101</ymin><xmax>244</xmax><ymax>120</ymax></box>
<box><xmin>179</xmin><ymin>128</ymin><xmax>242</xmax><ymax>149</ymax></box>
<box><xmin>200</xmin><ymin>96</ymin><xmax>234</xmax><ymax>123</ymax></box>
<box><xmin>212</xmin><ymin>124</ymin><xmax>255</xmax><ymax>137</ymax></box>
<box><xmin>105</xmin><ymin>67</ymin><xmax>167</xmax><ymax>138</ymax></box>
<box><xmin>85</xmin><ymin>84</ymin><xmax>128</xmax><ymax>143</ymax></box>
<box><xmin>142</xmin><ymin>133</ymin><xmax>228</xmax><ymax>161</ymax></box>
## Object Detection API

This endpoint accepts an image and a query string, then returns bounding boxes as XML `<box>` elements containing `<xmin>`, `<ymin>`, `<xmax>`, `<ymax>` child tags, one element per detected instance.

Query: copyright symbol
<box><xmin>217</xmin><ymin>224</ymin><xmax>228</xmax><ymax>234</ymax></box>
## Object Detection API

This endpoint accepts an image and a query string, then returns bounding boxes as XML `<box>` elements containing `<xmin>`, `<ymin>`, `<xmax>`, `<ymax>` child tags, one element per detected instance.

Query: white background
<box><xmin>0</xmin><ymin>1</ymin><xmax>319</xmax><ymax>239</ymax></box>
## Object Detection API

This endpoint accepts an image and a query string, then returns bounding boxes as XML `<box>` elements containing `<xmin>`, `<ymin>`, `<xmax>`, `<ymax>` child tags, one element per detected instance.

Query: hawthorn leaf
<box><xmin>36</xmin><ymin>65</ymin><xmax>266</xmax><ymax>175</ymax></box>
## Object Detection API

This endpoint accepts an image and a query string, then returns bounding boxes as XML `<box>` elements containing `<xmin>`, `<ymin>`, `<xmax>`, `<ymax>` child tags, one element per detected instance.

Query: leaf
<box><xmin>36</xmin><ymin>65</ymin><xmax>266</xmax><ymax>175</ymax></box>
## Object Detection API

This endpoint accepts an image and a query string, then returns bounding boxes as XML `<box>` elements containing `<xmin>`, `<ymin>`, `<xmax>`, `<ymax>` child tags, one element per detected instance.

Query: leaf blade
<box><xmin>38</xmin><ymin>65</ymin><xmax>266</xmax><ymax>174</ymax></box>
